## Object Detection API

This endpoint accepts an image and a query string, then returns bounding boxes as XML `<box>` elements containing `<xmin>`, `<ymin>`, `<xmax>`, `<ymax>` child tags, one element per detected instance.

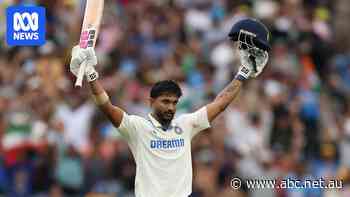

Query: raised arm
<box><xmin>206</xmin><ymin>79</ymin><xmax>242</xmax><ymax>122</ymax></box>
<box><xmin>88</xmin><ymin>80</ymin><xmax>124</xmax><ymax>127</ymax></box>
<box><xmin>70</xmin><ymin>46</ymin><xmax>124</xmax><ymax>128</ymax></box>
<box><xmin>206</xmin><ymin>49</ymin><xmax>269</xmax><ymax>122</ymax></box>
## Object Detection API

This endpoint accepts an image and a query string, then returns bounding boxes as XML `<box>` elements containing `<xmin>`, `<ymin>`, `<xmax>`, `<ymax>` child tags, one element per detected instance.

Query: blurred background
<box><xmin>1</xmin><ymin>0</ymin><xmax>350</xmax><ymax>196</ymax></box>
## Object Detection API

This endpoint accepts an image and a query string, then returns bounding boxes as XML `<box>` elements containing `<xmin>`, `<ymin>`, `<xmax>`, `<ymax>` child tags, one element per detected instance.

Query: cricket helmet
<box><xmin>228</xmin><ymin>18</ymin><xmax>271</xmax><ymax>51</ymax></box>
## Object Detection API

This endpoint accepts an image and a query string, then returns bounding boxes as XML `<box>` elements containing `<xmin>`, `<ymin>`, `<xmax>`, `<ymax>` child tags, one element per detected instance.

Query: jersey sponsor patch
<box><xmin>150</xmin><ymin>138</ymin><xmax>184</xmax><ymax>149</ymax></box>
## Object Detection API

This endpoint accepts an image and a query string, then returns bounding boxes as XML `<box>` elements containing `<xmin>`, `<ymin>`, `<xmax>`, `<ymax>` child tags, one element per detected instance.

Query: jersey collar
<box><xmin>147</xmin><ymin>113</ymin><xmax>175</xmax><ymax>131</ymax></box>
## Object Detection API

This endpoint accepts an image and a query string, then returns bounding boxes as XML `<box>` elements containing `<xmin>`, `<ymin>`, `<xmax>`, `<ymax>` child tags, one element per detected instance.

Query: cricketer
<box><xmin>69</xmin><ymin>18</ymin><xmax>270</xmax><ymax>197</ymax></box>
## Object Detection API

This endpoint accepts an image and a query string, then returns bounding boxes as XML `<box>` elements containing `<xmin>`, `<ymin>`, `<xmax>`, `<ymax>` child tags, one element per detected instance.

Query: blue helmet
<box><xmin>228</xmin><ymin>18</ymin><xmax>271</xmax><ymax>51</ymax></box>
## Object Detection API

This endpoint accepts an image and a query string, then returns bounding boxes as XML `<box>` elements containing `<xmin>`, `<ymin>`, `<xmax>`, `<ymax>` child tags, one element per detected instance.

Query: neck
<box><xmin>151</xmin><ymin>112</ymin><xmax>171</xmax><ymax>130</ymax></box>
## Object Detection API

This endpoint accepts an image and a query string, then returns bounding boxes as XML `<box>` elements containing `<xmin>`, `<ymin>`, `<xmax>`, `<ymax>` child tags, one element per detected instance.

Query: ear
<box><xmin>149</xmin><ymin>97</ymin><xmax>154</xmax><ymax>106</ymax></box>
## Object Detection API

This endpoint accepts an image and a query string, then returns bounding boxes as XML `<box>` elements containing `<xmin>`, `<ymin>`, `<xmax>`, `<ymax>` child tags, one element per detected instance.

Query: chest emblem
<box><xmin>174</xmin><ymin>126</ymin><xmax>183</xmax><ymax>135</ymax></box>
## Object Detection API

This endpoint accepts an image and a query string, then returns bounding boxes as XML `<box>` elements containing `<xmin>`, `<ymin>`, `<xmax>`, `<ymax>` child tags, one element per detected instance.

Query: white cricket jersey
<box><xmin>117</xmin><ymin>107</ymin><xmax>210</xmax><ymax>197</ymax></box>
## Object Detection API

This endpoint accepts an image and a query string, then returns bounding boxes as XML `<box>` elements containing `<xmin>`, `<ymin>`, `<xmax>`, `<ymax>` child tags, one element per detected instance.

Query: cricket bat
<box><xmin>75</xmin><ymin>0</ymin><xmax>104</xmax><ymax>87</ymax></box>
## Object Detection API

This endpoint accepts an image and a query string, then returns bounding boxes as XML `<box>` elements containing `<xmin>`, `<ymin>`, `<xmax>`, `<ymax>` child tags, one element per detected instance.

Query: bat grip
<box><xmin>74</xmin><ymin>60</ymin><xmax>87</xmax><ymax>87</ymax></box>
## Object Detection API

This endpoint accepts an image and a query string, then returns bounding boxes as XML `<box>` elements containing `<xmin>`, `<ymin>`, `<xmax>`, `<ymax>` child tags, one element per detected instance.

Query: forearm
<box><xmin>214</xmin><ymin>79</ymin><xmax>242</xmax><ymax>110</ymax></box>
<box><xmin>88</xmin><ymin>80</ymin><xmax>124</xmax><ymax>127</ymax></box>
<box><xmin>89</xmin><ymin>79</ymin><xmax>106</xmax><ymax>95</ymax></box>
<box><xmin>88</xmin><ymin>80</ymin><xmax>111</xmax><ymax>106</ymax></box>
<box><xmin>207</xmin><ymin>79</ymin><xmax>243</xmax><ymax>121</ymax></box>
<box><xmin>70</xmin><ymin>45</ymin><xmax>123</xmax><ymax>127</ymax></box>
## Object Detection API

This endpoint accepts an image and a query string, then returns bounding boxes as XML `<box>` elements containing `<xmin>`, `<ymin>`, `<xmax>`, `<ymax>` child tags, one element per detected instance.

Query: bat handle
<box><xmin>74</xmin><ymin>60</ymin><xmax>87</xmax><ymax>87</ymax></box>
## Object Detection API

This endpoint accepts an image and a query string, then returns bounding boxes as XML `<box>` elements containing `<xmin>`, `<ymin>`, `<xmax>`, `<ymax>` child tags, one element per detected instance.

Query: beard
<box><xmin>155</xmin><ymin>110</ymin><xmax>174</xmax><ymax>127</ymax></box>
<box><xmin>162</xmin><ymin>111</ymin><xmax>174</xmax><ymax>121</ymax></box>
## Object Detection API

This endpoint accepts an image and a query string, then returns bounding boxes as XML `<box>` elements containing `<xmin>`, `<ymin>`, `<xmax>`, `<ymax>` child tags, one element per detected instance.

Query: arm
<box><xmin>206</xmin><ymin>49</ymin><xmax>269</xmax><ymax>122</ymax></box>
<box><xmin>206</xmin><ymin>79</ymin><xmax>242</xmax><ymax>122</ymax></box>
<box><xmin>69</xmin><ymin>46</ymin><xmax>124</xmax><ymax>128</ymax></box>
<box><xmin>88</xmin><ymin>80</ymin><xmax>124</xmax><ymax>128</ymax></box>
<box><xmin>186</xmin><ymin>79</ymin><xmax>243</xmax><ymax>139</ymax></box>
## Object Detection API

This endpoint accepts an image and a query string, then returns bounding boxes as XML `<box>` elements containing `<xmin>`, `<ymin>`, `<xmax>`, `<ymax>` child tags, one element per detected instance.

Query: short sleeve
<box><xmin>117</xmin><ymin>112</ymin><xmax>139</xmax><ymax>142</ymax></box>
<box><xmin>185</xmin><ymin>107</ymin><xmax>211</xmax><ymax>139</ymax></box>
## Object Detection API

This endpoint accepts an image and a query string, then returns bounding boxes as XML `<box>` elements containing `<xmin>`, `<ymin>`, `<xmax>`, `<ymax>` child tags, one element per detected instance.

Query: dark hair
<box><xmin>150</xmin><ymin>80</ymin><xmax>182</xmax><ymax>98</ymax></box>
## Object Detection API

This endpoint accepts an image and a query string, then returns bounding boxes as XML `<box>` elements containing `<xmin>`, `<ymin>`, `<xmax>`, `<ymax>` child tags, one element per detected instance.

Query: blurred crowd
<box><xmin>1</xmin><ymin>0</ymin><xmax>350</xmax><ymax>196</ymax></box>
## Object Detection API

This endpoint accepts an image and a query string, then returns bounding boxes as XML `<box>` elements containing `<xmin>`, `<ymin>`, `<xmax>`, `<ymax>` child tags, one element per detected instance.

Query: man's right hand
<box><xmin>70</xmin><ymin>45</ymin><xmax>99</xmax><ymax>82</ymax></box>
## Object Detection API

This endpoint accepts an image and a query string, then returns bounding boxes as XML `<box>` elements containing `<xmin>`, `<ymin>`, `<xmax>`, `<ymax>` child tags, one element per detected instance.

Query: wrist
<box><xmin>91</xmin><ymin>91</ymin><xmax>109</xmax><ymax>105</ymax></box>
<box><xmin>234</xmin><ymin>74</ymin><xmax>247</xmax><ymax>82</ymax></box>
<box><xmin>235</xmin><ymin>65</ymin><xmax>251</xmax><ymax>81</ymax></box>
<box><xmin>86</xmin><ymin>68</ymin><xmax>99</xmax><ymax>82</ymax></box>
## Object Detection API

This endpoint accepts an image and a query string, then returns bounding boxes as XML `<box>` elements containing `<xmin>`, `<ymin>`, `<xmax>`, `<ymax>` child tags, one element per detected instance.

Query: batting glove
<box><xmin>70</xmin><ymin>45</ymin><xmax>99</xmax><ymax>82</ymax></box>
<box><xmin>236</xmin><ymin>49</ymin><xmax>269</xmax><ymax>80</ymax></box>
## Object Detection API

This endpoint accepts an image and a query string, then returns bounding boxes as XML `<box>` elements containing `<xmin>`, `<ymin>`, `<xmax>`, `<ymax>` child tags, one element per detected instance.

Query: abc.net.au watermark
<box><xmin>231</xmin><ymin>177</ymin><xmax>343</xmax><ymax>190</ymax></box>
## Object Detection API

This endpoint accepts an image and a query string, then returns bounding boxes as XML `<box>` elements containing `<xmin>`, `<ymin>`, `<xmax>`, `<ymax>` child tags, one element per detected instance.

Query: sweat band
<box><xmin>91</xmin><ymin>91</ymin><xmax>109</xmax><ymax>105</ymax></box>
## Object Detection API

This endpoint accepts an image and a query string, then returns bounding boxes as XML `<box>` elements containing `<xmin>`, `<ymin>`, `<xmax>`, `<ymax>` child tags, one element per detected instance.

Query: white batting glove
<box><xmin>235</xmin><ymin>64</ymin><xmax>253</xmax><ymax>81</ymax></box>
<box><xmin>236</xmin><ymin>49</ymin><xmax>268</xmax><ymax>80</ymax></box>
<box><xmin>70</xmin><ymin>46</ymin><xmax>99</xmax><ymax>82</ymax></box>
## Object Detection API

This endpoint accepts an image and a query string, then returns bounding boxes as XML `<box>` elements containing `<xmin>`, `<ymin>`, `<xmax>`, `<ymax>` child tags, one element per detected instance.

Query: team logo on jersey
<box><xmin>6</xmin><ymin>5</ymin><xmax>46</xmax><ymax>46</ymax></box>
<box><xmin>174</xmin><ymin>126</ymin><xmax>183</xmax><ymax>135</ymax></box>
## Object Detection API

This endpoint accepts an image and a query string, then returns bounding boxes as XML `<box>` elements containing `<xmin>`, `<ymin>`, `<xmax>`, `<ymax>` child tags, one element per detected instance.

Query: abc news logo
<box><xmin>13</xmin><ymin>12</ymin><xmax>39</xmax><ymax>40</ymax></box>
<box><xmin>6</xmin><ymin>6</ymin><xmax>46</xmax><ymax>46</ymax></box>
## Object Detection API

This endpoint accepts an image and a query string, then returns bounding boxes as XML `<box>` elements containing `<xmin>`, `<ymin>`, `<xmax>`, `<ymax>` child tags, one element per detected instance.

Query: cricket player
<box><xmin>69</xmin><ymin>18</ymin><xmax>270</xmax><ymax>197</ymax></box>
